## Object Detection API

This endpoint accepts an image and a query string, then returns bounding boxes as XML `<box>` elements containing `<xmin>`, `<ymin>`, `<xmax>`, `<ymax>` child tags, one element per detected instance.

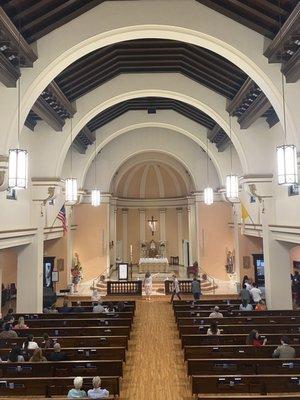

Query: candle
<box><xmin>130</xmin><ymin>245</ymin><xmax>133</xmax><ymax>253</ymax></box>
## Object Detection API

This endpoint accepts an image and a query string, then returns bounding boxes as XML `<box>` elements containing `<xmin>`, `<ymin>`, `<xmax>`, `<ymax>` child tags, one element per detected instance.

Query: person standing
<box><xmin>250</xmin><ymin>282</ymin><xmax>262</xmax><ymax>303</ymax></box>
<box><xmin>191</xmin><ymin>277</ymin><xmax>201</xmax><ymax>301</ymax></box>
<box><xmin>144</xmin><ymin>271</ymin><xmax>153</xmax><ymax>301</ymax></box>
<box><xmin>170</xmin><ymin>274</ymin><xmax>181</xmax><ymax>302</ymax></box>
<box><xmin>240</xmin><ymin>284</ymin><xmax>251</xmax><ymax>303</ymax></box>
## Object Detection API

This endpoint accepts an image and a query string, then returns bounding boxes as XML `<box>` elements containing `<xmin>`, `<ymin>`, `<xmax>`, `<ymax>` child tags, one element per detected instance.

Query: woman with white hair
<box><xmin>67</xmin><ymin>376</ymin><xmax>87</xmax><ymax>398</ymax></box>
<box><xmin>88</xmin><ymin>376</ymin><xmax>109</xmax><ymax>398</ymax></box>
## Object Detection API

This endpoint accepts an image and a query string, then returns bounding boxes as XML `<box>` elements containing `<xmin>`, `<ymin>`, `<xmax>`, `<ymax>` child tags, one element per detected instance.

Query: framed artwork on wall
<box><xmin>243</xmin><ymin>256</ymin><xmax>250</xmax><ymax>269</ymax></box>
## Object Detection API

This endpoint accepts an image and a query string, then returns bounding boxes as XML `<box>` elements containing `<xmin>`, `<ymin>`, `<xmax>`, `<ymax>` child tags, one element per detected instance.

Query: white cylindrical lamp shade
<box><xmin>8</xmin><ymin>149</ymin><xmax>28</xmax><ymax>189</ymax></box>
<box><xmin>204</xmin><ymin>187</ymin><xmax>214</xmax><ymax>205</ymax></box>
<box><xmin>65</xmin><ymin>178</ymin><xmax>78</xmax><ymax>203</ymax></box>
<box><xmin>226</xmin><ymin>174</ymin><xmax>239</xmax><ymax>199</ymax></box>
<box><xmin>91</xmin><ymin>189</ymin><xmax>101</xmax><ymax>207</ymax></box>
<box><xmin>277</xmin><ymin>144</ymin><xmax>298</xmax><ymax>185</ymax></box>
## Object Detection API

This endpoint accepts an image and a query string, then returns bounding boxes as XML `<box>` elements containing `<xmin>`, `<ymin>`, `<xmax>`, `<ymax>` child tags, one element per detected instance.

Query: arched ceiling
<box><xmin>110</xmin><ymin>152</ymin><xmax>195</xmax><ymax>199</ymax></box>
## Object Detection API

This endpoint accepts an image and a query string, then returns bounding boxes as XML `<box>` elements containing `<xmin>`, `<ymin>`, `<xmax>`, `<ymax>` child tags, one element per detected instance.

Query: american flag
<box><xmin>57</xmin><ymin>205</ymin><xmax>67</xmax><ymax>234</ymax></box>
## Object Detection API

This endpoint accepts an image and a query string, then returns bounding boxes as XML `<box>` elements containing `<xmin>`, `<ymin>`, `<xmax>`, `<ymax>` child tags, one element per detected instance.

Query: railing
<box><xmin>164</xmin><ymin>280</ymin><xmax>200</xmax><ymax>295</ymax></box>
<box><xmin>107</xmin><ymin>280</ymin><xmax>142</xmax><ymax>296</ymax></box>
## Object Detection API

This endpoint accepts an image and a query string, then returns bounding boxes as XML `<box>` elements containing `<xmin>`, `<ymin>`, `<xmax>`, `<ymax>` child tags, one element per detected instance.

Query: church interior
<box><xmin>0</xmin><ymin>0</ymin><xmax>300</xmax><ymax>399</ymax></box>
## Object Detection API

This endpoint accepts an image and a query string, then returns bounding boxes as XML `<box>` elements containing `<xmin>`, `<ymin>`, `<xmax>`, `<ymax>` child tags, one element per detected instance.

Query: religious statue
<box><xmin>71</xmin><ymin>252</ymin><xmax>83</xmax><ymax>293</ymax></box>
<box><xmin>225</xmin><ymin>249</ymin><xmax>234</xmax><ymax>274</ymax></box>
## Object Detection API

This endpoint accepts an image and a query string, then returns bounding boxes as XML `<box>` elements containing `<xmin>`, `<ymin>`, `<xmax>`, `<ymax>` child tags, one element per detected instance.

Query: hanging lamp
<box><xmin>65</xmin><ymin>117</ymin><xmax>78</xmax><ymax>203</ymax></box>
<box><xmin>226</xmin><ymin>116</ymin><xmax>239</xmax><ymax>200</ymax></box>
<box><xmin>8</xmin><ymin>27</ymin><xmax>28</xmax><ymax>190</ymax></box>
<box><xmin>204</xmin><ymin>131</ymin><xmax>213</xmax><ymax>205</ymax></box>
<box><xmin>91</xmin><ymin>135</ymin><xmax>101</xmax><ymax>207</ymax></box>
<box><xmin>276</xmin><ymin>1</ymin><xmax>298</xmax><ymax>186</ymax></box>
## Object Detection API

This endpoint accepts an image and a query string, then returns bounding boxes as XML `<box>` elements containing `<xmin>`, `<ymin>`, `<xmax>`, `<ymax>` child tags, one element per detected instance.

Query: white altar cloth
<box><xmin>138</xmin><ymin>258</ymin><xmax>169</xmax><ymax>273</ymax></box>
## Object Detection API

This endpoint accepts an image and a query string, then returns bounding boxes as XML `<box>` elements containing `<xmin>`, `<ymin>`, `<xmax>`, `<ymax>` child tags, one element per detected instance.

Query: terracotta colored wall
<box><xmin>2</xmin><ymin>248</ymin><xmax>17</xmax><ymax>287</ymax></box>
<box><xmin>197</xmin><ymin>202</ymin><xmax>234</xmax><ymax>281</ymax></box>
<box><xmin>73</xmin><ymin>204</ymin><xmax>109</xmax><ymax>283</ymax></box>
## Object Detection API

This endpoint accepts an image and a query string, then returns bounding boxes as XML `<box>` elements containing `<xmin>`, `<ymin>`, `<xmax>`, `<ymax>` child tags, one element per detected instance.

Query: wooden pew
<box><xmin>176</xmin><ymin>315</ymin><xmax>300</xmax><ymax>325</ymax></box>
<box><xmin>181</xmin><ymin>333</ymin><xmax>300</xmax><ymax>347</ymax></box>
<box><xmin>0</xmin><ymin>376</ymin><xmax>119</xmax><ymax>397</ymax></box>
<box><xmin>174</xmin><ymin>306</ymin><xmax>300</xmax><ymax>316</ymax></box>
<box><xmin>0</xmin><ymin>360</ymin><xmax>123</xmax><ymax>378</ymax></box>
<box><xmin>173</xmin><ymin>299</ymin><xmax>240</xmax><ymax>305</ymax></box>
<box><xmin>18</xmin><ymin>311</ymin><xmax>134</xmax><ymax>319</ymax></box>
<box><xmin>184</xmin><ymin>344</ymin><xmax>300</xmax><ymax>360</ymax></box>
<box><xmin>0</xmin><ymin>335</ymin><xmax>128</xmax><ymax>349</ymax></box>
<box><xmin>179</xmin><ymin>323</ymin><xmax>300</xmax><ymax>335</ymax></box>
<box><xmin>17</xmin><ymin>317</ymin><xmax>133</xmax><ymax>328</ymax></box>
<box><xmin>191</xmin><ymin>374</ymin><xmax>300</xmax><ymax>395</ymax></box>
<box><xmin>6</xmin><ymin>325</ymin><xmax>131</xmax><ymax>338</ymax></box>
<box><xmin>198</xmin><ymin>395</ymin><xmax>300</xmax><ymax>399</ymax></box>
<box><xmin>0</xmin><ymin>346</ymin><xmax>126</xmax><ymax>362</ymax></box>
<box><xmin>187</xmin><ymin>358</ymin><xmax>300</xmax><ymax>376</ymax></box>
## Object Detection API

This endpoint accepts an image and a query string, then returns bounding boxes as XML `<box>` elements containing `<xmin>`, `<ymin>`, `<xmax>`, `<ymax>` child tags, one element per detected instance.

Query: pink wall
<box><xmin>290</xmin><ymin>245</ymin><xmax>300</xmax><ymax>273</ymax></box>
<box><xmin>44</xmin><ymin>238</ymin><xmax>68</xmax><ymax>292</ymax></box>
<box><xmin>73</xmin><ymin>204</ymin><xmax>109</xmax><ymax>282</ymax></box>
<box><xmin>2</xmin><ymin>248</ymin><xmax>17</xmax><ymax>288</ymax></box>
<box><xmin>238</xmin><ymin>234</ymin><xmax>263</xmax><ymax>282</ymax></box>
<box><xmin>197</xmin><ymin>202</ymin><xmax>234</xmax><ymax>281</ymax></box>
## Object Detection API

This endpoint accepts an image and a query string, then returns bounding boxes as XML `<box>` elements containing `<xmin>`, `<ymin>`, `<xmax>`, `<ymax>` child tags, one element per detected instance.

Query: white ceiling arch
<box><xmin>2</xmin><ymin>1</ymin><xmax>296</xmax><ymax>152</ymax></box>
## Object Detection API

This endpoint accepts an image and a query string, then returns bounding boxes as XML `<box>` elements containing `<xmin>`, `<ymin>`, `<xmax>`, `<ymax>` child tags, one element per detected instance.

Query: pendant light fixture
<box><xmin>276</xmin><ymin>2</ymin><xmax>298</xmax><ymax>186</ymax></box>
<box><xmin>91</xmin><ymin>135</ymin><xmax>101</xmax><ymax>207</ymax></box>
<box><xmin>204</xmin><ymin>131</ymin><xmax>213</xmax><ymax>205</ymax></box>
<box><xmin>226</xmin><ymin>116</ymin><xmax>239</xmax><ymax>200</ymax></box>
<box><xmin>65</xmin><ymin>117</ymin><xmax>78</xmax><ymax>203</ymax></box>
<box><xmin>8</xmin><ymin>26</ymin><xmax>28</xmax><ymax>190</ymax></box>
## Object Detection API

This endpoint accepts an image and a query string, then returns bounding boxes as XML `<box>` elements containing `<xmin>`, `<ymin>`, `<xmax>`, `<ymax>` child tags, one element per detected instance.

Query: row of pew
<box><xmin>173</xmin><ymin>299</ymin><xmax>300</xmax><ymax>399</ymax></box>
<box><xmin>0</xmin><ymin>300</ymin><xmax>136</xmax><ymax>398</ymax></box>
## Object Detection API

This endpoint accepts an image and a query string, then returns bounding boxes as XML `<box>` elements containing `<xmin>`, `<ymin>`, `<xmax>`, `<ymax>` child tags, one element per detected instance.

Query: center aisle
<box><xmin>120</xmin><ymin>297</ymin><xmax>193</xmax><ymax>400</ymax></box>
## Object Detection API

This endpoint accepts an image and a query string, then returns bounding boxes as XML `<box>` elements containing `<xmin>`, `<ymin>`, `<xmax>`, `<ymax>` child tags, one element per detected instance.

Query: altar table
<box><xmin>138</xmin><ymin>258</ymin><xmax>169</xmax><ymax>273</ymax></box>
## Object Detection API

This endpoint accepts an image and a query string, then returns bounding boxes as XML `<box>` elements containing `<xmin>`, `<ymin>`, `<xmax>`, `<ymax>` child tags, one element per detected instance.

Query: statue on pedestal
<box><xmin>71</xmin><ymin>252</ymin><xmax>83</xmax><ymax>293</ymax></box>
<box><xmin>225</xmin><ymin>249</ymin><xmax>235</xmax><ymax>274</ymax></box>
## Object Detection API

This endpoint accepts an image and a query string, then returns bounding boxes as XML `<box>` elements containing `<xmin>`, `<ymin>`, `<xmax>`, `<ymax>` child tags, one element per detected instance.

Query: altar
<box><xmin>138</xmin><ymin>257</ymin><xmax>169</xmax><ymax>273</ymax></box>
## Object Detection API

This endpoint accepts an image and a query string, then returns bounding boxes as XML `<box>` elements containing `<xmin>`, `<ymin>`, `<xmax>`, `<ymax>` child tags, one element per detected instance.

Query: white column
<box><xmin>261</xmin><ymin>205</ymin><xmax>292</xmax><ymax>310</ymax></box>
<box><xmin>139</xmin><ymin>209</ymin><xmax>146</xmax><ymax>244</ymax></box>
<box><xmin>188</xmin><ymin>198</ymin><xmax>197</xmax><ymax>264</ymax></box>
<box><xmin>66</xmin><ymin>205</ymin><xmax>73</xmax><ymax>286</ymax></box>
<box><xmin>232</xmin><ymin>204</ymin><xmax>241</xmax><ymax>283</ymax></box>
<box><xmin>17</xmin><ymin>207</ymin><xmax>44</xmax><ymax>313</ymax></box>
<box><xmin>109</xmin><ymin>199</ymin><xmax>117</xmax><ymax>268</ymax></box>
<box><xmin>177</xmin><ymin>208</ymin><xmax>183</xmax><ymax>265</ymax></box>
<box><xmin>122</xmin><ymin>208</ymin><xmax>128</xmax><ymax>262</ymax></box>
<box><xmin>159</xmin><ymin>209</ymin><xmax>166</xmax><ymax>242</ymax></box>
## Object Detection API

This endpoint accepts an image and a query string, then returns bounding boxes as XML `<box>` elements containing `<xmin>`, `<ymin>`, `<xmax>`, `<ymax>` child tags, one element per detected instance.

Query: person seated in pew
<box><xmin>239</xmin><ymin>299</ymin><xmax>253</xmax><ymax>311</ymax></box>
<box><xmin>207</xmin><ymin>321</ymin><xmax>221</xmax><ymax>336</ymax></box>
<box><xmin>255</xmin><ymin>299</ymin><xmax>267</xmax><ymax>311</ymax></box>
<box><xmin>22</xmin><ymin>334</ymin><xmax>39</xmax><ymax>350</ymax></box>
<box><xmin>240</xmin><ymin>284</ymin><xmax>252</xmax><ymax>304</ymax></box>
<box><xmin>273</xmin><ymin>336</ymin><xmax>296</xmax><ymax>359</ymax></box>
<box><xmin>13</xmin><ymin>316</ymin><xmax>29</xmax><ymax>330</ymax></box>
<box><xmin>59</xmin><ymin>300</ymin><xmax>72</xmax><ymax>313</ymax></box>
<box><xmin>2</xmin><ymin>308</ymin><xmax>15</xmax><ymax>327</ymax></box>
<box><xmin>72</xmin><ymin>301</ymin><xmax>85</xmax><ymax>313</ymax></box>
<box><xmin>208</xmin><ymin>306</ymin><xmax>223</xmax><ymax>318</ymax></box>
<box><xmin>41</xmin><ymin>333</ymin><xmax>54</xmax><ymax>349</ymax></box>
<box><xmin>116</xmin><ymin>301</ymin><xmax>125</xmax><ymax>312</ymax></box>
<box><xmin>48</xmin><ymin>342</ymin><xmax>67</xmax><ymax>361</ymax></box>
<box><xmin>88</xmin><ymin>376</ymin><xmax>109</xmax><ymax>398</ymax></box>
<box><xmin>246</xmin><ymin>329</ymin><xmax>267</xmax><ymax>347</ymax></box>
<box><xmin>43</xmin><ymin>304</ymin><xmax>58</xmax><ymax>314</ymax></box>
<box><xmin>7</xmin><ymin>345</ymin><xmax>25</xmax><ymax>362</ymax></box>
<box><xmin>93</xmin><ymin>301</ymin><xmax>106</xmax><ymax>313</ymax></box>
<box><xmin>29</xmin><ymin>347</ymin><xmax>47</xmax><ymax>362</ymax></box>
<box><xmin>0</xmin><ymin>322</ymin><xmax>18</xmax><ymax>339</ymax></box>
<box><xmin>105</xmin><ymin>302</ymin><xmax>116</xmax><ymax>313</ymax></box>
<box><xmin>68</xmin><ymin>376</ymin><xmax>87</xmax><ymax>398</ymax></box>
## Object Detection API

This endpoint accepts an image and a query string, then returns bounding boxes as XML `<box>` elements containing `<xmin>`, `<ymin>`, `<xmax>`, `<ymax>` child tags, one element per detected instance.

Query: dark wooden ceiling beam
<box><xmin>207</xmin><ymin>124</ymin><xmax>230</xmax><ymax>152</ymax></box>
<box><xmin>32</xmin><ymin>96</ymin><xmax>65</xmax><ymax>131</ymax></box>
<box><xmin>237</xmin><ymin>92</ymin><xmax>271</xmax><ymax>130</ymax></box>
<box><xmin>47</xmin><ymin>81</ymin><xmax>76</xmax><ymax>117</ymax></box>
<box><xmin>282</xmin><ymin>47</ymin><xmax>300</xmax><ymax>83</ymax></box>
<box><xmin>0</xmin><ymin>49</ymin><xmax>19</xmax><ymax>86</ymax></box>
<box><xmin>195</xmin><ymin>0</ymin><xmax>277</xmax><ymax>39</ymax></box>
<box><xmin>0</xmin><ymin>7</ymin><xmax>37</xmax><ymax>66</ymax></box>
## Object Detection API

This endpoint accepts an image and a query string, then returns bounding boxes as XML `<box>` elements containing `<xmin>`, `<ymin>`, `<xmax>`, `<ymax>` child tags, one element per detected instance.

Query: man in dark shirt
<box><xmin>59</xmin><ymin>300</ymin><xmax>72</xmax><ymax>313</ymax></box>
<box><xmin>72</xmin><ymin>301</ymin><xmax>85</xmax><ymax>313</ymax></box>
<box><xmin>48</xmin><ymin>343</ymin><xmax>67</xmax><ymax>361</ymax></box>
